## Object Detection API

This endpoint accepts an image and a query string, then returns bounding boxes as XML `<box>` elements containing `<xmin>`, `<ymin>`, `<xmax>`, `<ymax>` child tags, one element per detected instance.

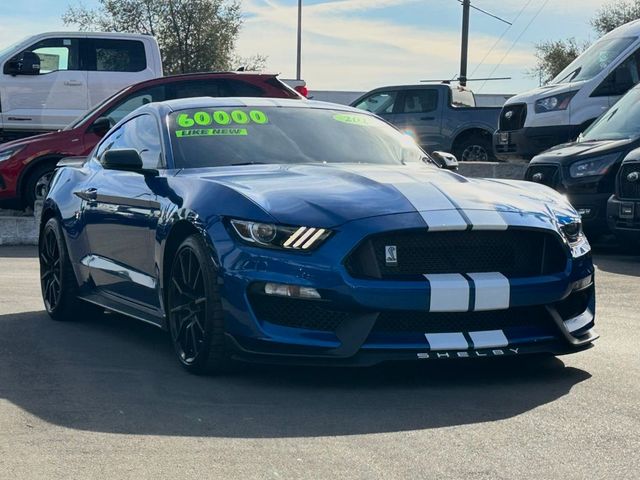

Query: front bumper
<box><xmin>211</xmin><ymin>213</ymin><xmax>598</xmax><ymax>366</ymax></box>
<box><xmin>607</xmin><ymin>195</ymin><xmax>640</xmax><ymax>240</ymax></box>
<box><xmin>494</xmin><ymin>125</ymin><xmax>580</xmax><ymax>161</ymax></box>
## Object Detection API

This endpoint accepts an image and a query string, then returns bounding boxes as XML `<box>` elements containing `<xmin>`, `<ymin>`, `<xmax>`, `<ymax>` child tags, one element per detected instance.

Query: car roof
<box><xmin>156</xmin><ymin>97</ymin><xmax>366</xmax><ymax>114</ymax></box>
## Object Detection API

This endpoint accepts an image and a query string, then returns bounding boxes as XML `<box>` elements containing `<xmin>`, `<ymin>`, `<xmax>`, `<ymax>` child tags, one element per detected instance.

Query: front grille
<box><xmin>345</xmin><ymin>229</ymin><xmax>567</xmax><ymax>280</ymax></box>
<box><xmin>499</xmin><ymin>103</ymin><xmax>527</xmax><ymax>131</ymax></box>
<box><xmin>250</xmin><ymin>294</ymin><xmax>348</xmax><ymax>332</ymax></box>
<box><xmin>372</xmin><ymin>306</ymin><xmax>554</xmax><ymax>333</ymax></box>
<box><xmin>525</xmin><ymin>164</ymin><xmax>562</xmax><ymax>190</ymax></box>
<box><xmin>618</xmin><ymin>161</ymin><xmax>640</xmax><ymax>199</ymax></box>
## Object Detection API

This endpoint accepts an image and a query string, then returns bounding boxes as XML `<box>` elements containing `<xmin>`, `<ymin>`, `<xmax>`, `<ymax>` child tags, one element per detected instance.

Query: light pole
<box><xmin>296</xmin><ymin>0</ymin><xmax>302</xmax><ymax>80</ymax></box>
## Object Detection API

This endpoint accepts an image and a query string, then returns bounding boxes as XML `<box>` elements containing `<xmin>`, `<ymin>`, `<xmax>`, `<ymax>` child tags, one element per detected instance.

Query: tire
<box><xmin>454</xmin><ymin>135</ymin><xmax>494</xmax><ymax>162</ymax></box>
<box><xmin>39</xmin><ymin>217</ymin><xmax>102</xmax><ymax>321</ymax></box>
<box><xmin>24</xmin><ymin>161</ymin><xmax>57</xmax><ymax>210</ymax></box>
<box><xmin>167</xmin><ymin>235</ymin><xmax>232</xmax><ymax>374</ymax></box>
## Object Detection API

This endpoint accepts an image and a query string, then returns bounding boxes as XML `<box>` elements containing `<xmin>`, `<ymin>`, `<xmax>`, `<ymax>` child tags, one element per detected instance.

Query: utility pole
<box><xmin>459</xmin><ymin>0</ymin><xmax>471</xmax><ymax>87</ymax></box>
<box><xmin>296</xmin><ymin>0</ymin><xmax>302</xmax><ymax>80</ymax></box>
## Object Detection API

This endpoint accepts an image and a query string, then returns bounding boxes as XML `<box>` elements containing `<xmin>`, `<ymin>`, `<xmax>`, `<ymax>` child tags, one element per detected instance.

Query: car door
<box><xmin>84</xmin><ymin>38</ymin><xmax>152</xmax><ymax>108</ymax></box>
<box><xmin>352</xmin><ymin>90</ymin><xmax>400</xmax><ymax>124</ymax></box>
<box><xmin>0</xmin><ymin>37</ymin><xmax>88</xmax><ymax>131</ymax></box>
<box><xmin>80</xmin><ymin>114</ymin><xmax>163</xmax><ymax>308</ymax></box>
<box><xmin>392</xmin><ymin>88</ymin><xmax>443</xmax><ymax>151</ymax></box>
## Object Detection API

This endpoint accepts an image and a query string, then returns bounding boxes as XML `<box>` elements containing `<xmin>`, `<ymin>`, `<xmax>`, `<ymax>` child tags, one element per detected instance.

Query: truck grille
<box><xmin>525</xmin><ymin>164</ymin><xmax>562</xmax><ymax>190</ymax></box>
<box><xmin>618</xmin><ymin>161</ymin><xmax>640</xmax><ymax>199</ymax></box>
<box><xmin>345</xmin><ymin>229</ymin><xmax>567</xmax><ymax>280</ymax></box>
<box><xmin>499</xmin><ymin>103</ymin><xmax>527</xmax><ymax>131</ymax></box>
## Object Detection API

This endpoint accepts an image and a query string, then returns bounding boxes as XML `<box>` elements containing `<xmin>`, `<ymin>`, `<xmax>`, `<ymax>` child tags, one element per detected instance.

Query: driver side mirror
<box><xmin>3</xmin><ymin>51</ymin><xmax>40</xmax><ymax>76</ymax></box>
<box><xmin>88</xmin><ymin>117</ymin><xmax>113</xmax><ymax>136</ymax></box>
<box><xmin>431</xmin><ymin>151</ymin><xmax>459</xmax><ymax>171</ymax></box>
<box><xmin>103</xmin><ymin>149</ymin><xmax>143</xmax><ymax>171</ymax></box>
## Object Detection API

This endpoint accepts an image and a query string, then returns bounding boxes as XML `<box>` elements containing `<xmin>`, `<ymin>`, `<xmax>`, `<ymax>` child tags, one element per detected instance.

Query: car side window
<box><xmin>354</xmin><ymin>91</ymin><xmax>398</xmax><ymax>115</ymax></box>
<box><xmin>592</xmin><ymin>48</ymin><xmax>640</xmax><ymax>97</ymax></box>
<box><xmin>99</xmin><ymin>115</ymin><xmax>163</xmax><ymax>169</ymax></box>
<box><xmin>399</xmin><ymin>89</ymin><xmax>439</xmax><ymax>114</ymax></box>
<box><xmin>99</xmin><ymin>85</ymin><xmax>166</xmax><ymax>126</ymax></box>
<box><xmin>82</xmin><ymin>39</ymin><xmax>147</xmax><ymax>72</ymax></box>
<box><xmin>22</xmin><ymin>38</ymin><xmax>80</xmax><ymax>73</ymax></box>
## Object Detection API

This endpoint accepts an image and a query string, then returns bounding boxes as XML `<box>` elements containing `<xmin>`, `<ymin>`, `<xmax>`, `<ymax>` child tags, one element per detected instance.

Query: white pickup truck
<box><xmin>0</xmin><ymin>31</ymin><xmax>162</xmax><ymax>143</ymax></box>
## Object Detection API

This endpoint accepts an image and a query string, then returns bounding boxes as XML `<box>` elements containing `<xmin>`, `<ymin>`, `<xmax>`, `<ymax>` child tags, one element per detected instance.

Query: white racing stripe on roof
<box><xmin>425</xmin><ymin>274</ymin><xmax>470</xmax><ymax>312</ymax></box>
<box><xmin>468</xmin><ymin>272</ymin><xmax>510</xmax><ymax>311</ymax></box>
<box><xmin>469</xmin><ymin>330</ymin><xmax>509</xmax><ymax>349</ymax></box>
<box><xmin>425</xmin><ymin>332</ymin><xmax>469</xmax><ymax>351</ymax></box>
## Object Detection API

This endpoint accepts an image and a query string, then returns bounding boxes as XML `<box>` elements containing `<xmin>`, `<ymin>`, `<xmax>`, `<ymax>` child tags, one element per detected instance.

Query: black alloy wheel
<box><xmin>40</xmin><ymin>225</ymin><xmax>62</xmax><ymax>312</ymax></box>
<box><xmin>168</xmin><ymin>235</ymin><xmax>230</xmax><ymax>374</ymax></box>
<box><xmin>39</xmin><ymin>217</ymin><xmax>102</xmax><ymax>321</ymax></box>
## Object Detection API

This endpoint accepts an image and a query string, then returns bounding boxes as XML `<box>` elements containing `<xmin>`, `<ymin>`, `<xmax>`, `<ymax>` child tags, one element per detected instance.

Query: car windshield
<box><xmin>169</xmin><ymin>106</ymin><xmax>429</xmax><ymax>168</ymax></box>
<box><xmin>580</xmin><ymin>87</ymin><xmax>640</xmax><ymax>141</ymax></box>
<box><xmin>550</xmin><ymin>36</ymin><xmax>637</xmax><ymax>84</ymax></box>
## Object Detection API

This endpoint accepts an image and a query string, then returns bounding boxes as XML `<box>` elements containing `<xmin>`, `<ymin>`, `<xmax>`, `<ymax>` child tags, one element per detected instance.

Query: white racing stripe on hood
<box><xmin>338</xmin><ymin>167</ymin><xmax>469</xmax><ymax>229</ymax></box>
<box><xmin>425</xmin><ymin>333</ymin><xmax>468</xmax><ymax>351</ymax></box>
<box><xmin>425</xmin><ymin>274</ymin><xmax>470</xmax><ymax>312</ymax></box>
<box><xmin>467</xmin><ymin>272</ymin><xmax>510</xmax><ymax>311</ymax></box>
<box><xmin>469</xmin><ymin>330</ymin><xmax>509</xmax><ymax>349</ymax></box>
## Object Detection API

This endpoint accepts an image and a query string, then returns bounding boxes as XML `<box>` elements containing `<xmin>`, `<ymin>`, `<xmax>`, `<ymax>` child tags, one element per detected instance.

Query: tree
<box><xmin>530</xmin><ymin>38</ymin><xmax>588</xmax><ymax>85</ymax></box>
<box><xmin>591</xmin><ymin>0</ymin><xmax>640</xmax><ymax>36</ymax></box>
<box><xmin>62</xmin><ymin>0</ymin><xmax>263</xmax><ymax>74</ymax></box>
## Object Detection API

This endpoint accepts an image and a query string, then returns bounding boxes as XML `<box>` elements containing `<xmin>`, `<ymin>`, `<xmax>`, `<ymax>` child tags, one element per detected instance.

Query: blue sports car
<box><xmin>40</xmin><ymin>98</ymin><xmax>598</xmax><ymax>374</ymax></box>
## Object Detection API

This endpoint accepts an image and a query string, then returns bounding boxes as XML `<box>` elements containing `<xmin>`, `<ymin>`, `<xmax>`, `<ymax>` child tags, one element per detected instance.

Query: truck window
<box><xmin>592</xmin><ymin>48</ymin><xmax>640</xmax><ymax>97</ymax></box>
<box><xmin>399</xmin><ymin>90</ymin><xmax>438</xmax><ymax>114</ymax></box>
<box><xmin>23</xmin><ymin>38</ymin><xmax>80</xmax><ymax>73</ymax></box>
<box><xmin>450</xmin><ymin>87</ymin><xmax>475</xmax><ymax>108</ymax></box>
<box><xmin>354</xmin><ymin>91</ymin><xmax>398</xmax><ymax>115</ymax></box>
<box><xmin>83</xmin><ymin>39</ymin><xmax>147</xmax><ymax>72</ymax></box>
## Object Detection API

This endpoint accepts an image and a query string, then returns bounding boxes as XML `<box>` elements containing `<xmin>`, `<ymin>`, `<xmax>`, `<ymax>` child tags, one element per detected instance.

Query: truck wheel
<box><xmin>455</xmin><ymin>136</ymin><xmax>494</xmax><ymax>162</ymax></box>
<box><xmin>24</xmin><ymin>162</ymin><xmax>57</xmax><ymax>210</ymax></box>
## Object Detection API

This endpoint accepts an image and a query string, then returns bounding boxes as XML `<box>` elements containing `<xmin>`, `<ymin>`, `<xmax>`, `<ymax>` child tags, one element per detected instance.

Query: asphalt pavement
<box><xmin>0</xmin><ymin>246</ymin><xmax>638</xmax><ymax>479</ymax></box>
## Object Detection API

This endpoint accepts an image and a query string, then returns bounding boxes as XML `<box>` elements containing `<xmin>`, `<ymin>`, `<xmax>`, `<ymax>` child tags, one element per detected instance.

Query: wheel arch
<box><xmin>18</xmin><ymin>154</ymin><xmax>64</xmax><ymax>206</ymax></box>
<box><xmin>159</xmin><ymin>218</ymin><xmax>220</xmax><ymax>326</ymax></box>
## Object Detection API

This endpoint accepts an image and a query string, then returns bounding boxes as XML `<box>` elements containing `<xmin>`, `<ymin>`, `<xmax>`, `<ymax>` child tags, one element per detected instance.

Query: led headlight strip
<box><xmin>283</xmin><ymin>227</ymin><xmax>328</xmax><ymax>250</ymax></box>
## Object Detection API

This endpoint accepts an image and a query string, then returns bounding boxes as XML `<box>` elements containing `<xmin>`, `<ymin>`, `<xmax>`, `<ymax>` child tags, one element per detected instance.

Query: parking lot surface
<box><xmin>0</xmin><ymin>246</ymin><xmax>638</xmax><ymax>479</ymax></box>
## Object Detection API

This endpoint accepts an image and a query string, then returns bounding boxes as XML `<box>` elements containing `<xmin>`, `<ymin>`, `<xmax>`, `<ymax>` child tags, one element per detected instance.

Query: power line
<box><xmin>479</xmin><ymin>0</ymin><xmax>550</xmax><ymax>91</ymax></box>
<box><xmin>470</xmin><ymin>0</ymin><xmax>534</xmax><ymax>78</ymax></box>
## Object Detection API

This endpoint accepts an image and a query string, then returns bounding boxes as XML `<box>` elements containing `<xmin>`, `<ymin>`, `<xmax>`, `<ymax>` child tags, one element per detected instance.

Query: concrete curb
<box><xmin>0</xmin><ymin>202</ymin><xmax>41</xmax><ymax>246</ymax></box>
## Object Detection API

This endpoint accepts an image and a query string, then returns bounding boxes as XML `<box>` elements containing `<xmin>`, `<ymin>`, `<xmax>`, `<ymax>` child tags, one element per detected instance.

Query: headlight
<box><xmin>560</xmin><ymin>221</ymin><xmax>583</xmax><ymax>244</ymax></box>
<box><xmin>534</xmin><ymin>91</ymin><xmax>578</xmax><ymax>113</ymax></box>
<box><xmin>229</xmin><ymin>219</ymin><xmax>331</xmax><ymax>250</ymax></box>
<box><xmin>0</xmin><ymin>146</ymin><xmax>24</xmax><ymax>163</ymax></box>
<box><xmin>569</xmin><ymin>153</ymin><xmax>619</xmax><ymax>178</ymax></box>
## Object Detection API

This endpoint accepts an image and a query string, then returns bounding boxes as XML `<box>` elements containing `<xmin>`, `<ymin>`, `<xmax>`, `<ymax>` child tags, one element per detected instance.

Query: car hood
<box><xmin>177</xmin><ymin>163</ymin><xmax>575</xmax><ymax>228</ymax></box>
<box><xmin>531</xmin><ymin>137</ymin><xmax>635</xmax><ymax>164</ymax></box>
<box><xmin>505</xmin><ymin>81</ymin><xmax>587</xmax><ymax>105</ymax></box>
<box><xmin>0</xmin><ymin>129</ymin><xmax>74</xmax><ymax>152</ymax></box>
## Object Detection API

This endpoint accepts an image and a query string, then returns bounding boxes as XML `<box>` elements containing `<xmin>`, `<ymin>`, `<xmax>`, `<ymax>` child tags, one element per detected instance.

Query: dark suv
<box><xmin>0</xmin><ymin>72</ymin><xmax>300</xmax><ymax>209</ymax></box>
<box><xmin>607</xmin><ymin>149</ymin><xmax>640</xmax><ymax>246</ymax></box>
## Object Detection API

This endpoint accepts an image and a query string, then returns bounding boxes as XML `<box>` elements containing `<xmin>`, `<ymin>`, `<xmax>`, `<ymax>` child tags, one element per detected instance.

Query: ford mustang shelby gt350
<box><xmin>40</xmin><ymin>98</ymin><xmax>598</xmax><ymax>373</ymax></box>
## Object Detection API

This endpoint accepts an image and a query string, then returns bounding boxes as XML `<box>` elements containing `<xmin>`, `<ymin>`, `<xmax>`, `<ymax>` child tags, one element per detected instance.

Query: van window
<box><xmin>592</xmin><ymin>48</ymin><xmax>640</xmax><ymax>96</ymax></box>
<box><xmin>551</xmin><ymin>36</ymin><xmax>637</xmax><ymax>84</ymax></box>
<box><xmin>83</xmin><ymin>39</ymin><xmax>147</xmax><ymax>72</ymax></box>
<box><xmin>24</xmin><ymin>38</ymin><xmax>80</xmax><ymax>73</ymax></box>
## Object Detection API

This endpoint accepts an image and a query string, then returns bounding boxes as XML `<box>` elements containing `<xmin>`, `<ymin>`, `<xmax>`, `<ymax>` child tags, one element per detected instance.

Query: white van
<box><xmin>494</xmin><ymin>19</ymin><xmax>640</xmax><ymax>161</ymax></box>
<box><xmin>0</xmin><ymin>32</ymin><xmax>162</xmax><ymax>143</ymax></box>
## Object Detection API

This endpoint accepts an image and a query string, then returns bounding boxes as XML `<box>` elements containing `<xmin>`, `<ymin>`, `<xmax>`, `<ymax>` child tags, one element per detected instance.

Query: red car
<box><xmin>0</xmin><ymin>72</ymin><xmax>301</xmax><ymax>209</ymax></box>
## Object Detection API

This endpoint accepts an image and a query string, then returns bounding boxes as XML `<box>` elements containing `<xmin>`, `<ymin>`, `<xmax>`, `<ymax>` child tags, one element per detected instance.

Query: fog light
<box><xmin>264</xmin><ymin>282</ymin><xmax>321</xmax><ymax>299</ymax></box>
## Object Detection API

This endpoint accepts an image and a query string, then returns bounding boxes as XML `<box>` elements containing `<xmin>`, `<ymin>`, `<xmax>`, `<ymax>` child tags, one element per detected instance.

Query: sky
<box><xmin>0</xmin><ymin>0</ymin><xmax>611</xmax><ymax>94</ymax></box>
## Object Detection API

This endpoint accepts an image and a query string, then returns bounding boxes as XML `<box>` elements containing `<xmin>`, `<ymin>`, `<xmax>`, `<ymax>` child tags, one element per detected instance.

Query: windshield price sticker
<box><xmin>333</xmin><ymin>113</ymin><xmax>378</xmax><ymax>127</ymax></box>
<box><xmin>175</xmin><ymin>128</ymin><xmax>248</xmax><ymax>138</ymax></box>
<box><xmin>177</xmin><ymin>110</ymin><xmax>268</xmax><ymax>129</ymax></box>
